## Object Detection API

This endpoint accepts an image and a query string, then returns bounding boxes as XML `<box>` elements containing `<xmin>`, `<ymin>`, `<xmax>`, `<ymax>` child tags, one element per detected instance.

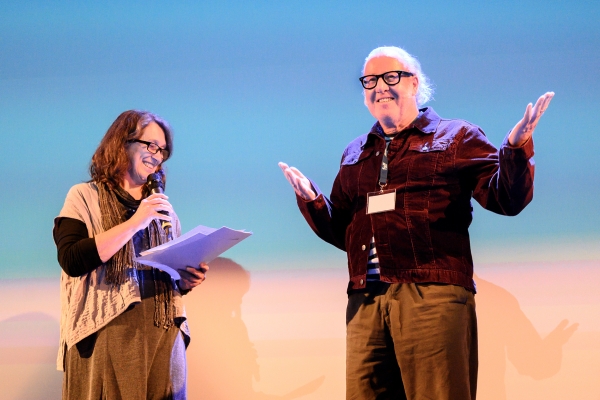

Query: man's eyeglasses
<box><xmin>358</xmin><ymin>70</ymin><xmax>414</xmax><ymax>90</ymax></box>
<box><xmin>128</xmin><ymin>139</ymin><xmax>170</xmax><ymax>159</ymax></box>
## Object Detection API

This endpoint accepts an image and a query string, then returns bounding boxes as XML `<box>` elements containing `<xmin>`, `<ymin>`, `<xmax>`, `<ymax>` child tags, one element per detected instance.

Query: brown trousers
<box><xmin>62</xmin><ymin>296</ymin><xmax>187</xmax><ymax>400</ymax></box>
<box><xmin>346</xmin><ymin>282</ymin><xmax>478</xmax><ymax>400</ymax></box>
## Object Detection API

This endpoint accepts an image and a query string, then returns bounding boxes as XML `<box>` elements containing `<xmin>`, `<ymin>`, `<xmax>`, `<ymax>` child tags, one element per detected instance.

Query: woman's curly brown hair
<box><xmin>89</xmin><ymin>110</ymin><xmax>173</xmax><ymax>193</ymax></box>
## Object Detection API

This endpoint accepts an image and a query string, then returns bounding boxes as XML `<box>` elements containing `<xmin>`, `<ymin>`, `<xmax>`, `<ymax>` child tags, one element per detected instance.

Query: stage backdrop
<box><xmin>1</xmin><ymin>1</ymin><xmax>599</xmax><ymax>399</ymax></box>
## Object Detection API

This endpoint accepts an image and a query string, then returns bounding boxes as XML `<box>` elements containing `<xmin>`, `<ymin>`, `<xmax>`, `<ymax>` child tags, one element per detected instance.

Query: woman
<box><xmin>53</xmin><ymin>110</ymin><xmax>207</xmax><ymax>400</ymax></box>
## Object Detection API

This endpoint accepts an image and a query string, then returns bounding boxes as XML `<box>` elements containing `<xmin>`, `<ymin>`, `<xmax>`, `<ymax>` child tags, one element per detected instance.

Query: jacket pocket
<box><xmin>405</xmin><ymin>209</ymin><xmax>435</xmax><ymax>266</ymax></box>
<box><xmin>341</xmin><ymin>147</ymin><xmax>374</xmax><ymax>166</ymax></box>
<box><xmin>404</xmin><ymin>140</ymin><xmax>449</xmax><ymax>266</ymax></box>
<box><xmin>407</xmin><ymin>140</ymin><xmax>449</xmax><ymax>179</ymax></box>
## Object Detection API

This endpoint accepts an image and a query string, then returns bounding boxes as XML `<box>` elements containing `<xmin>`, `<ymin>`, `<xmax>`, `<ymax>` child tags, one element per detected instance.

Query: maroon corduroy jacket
<box><xmin>296</xmin><ymin>107</ymin><xmax>534</xmax><ymax>293</ymax></box>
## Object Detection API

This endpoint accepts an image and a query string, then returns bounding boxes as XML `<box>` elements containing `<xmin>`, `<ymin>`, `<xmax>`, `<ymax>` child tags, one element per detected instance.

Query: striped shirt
<box><xmin>366</xmin><ymin>133</ymin><xmax>395</xmax><ymax>282</ymax></box>
<box><xmin>366</xmin><ymin>236</ymin><xmax>381</xmax><ymax>281</ymax></box>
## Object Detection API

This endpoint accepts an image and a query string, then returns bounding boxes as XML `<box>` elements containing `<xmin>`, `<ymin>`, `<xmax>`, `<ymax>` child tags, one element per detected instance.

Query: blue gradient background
<box><xmin>1</xmin><ymin>0</ymin><xmax>599</xmax><ymax>279</ymax></box>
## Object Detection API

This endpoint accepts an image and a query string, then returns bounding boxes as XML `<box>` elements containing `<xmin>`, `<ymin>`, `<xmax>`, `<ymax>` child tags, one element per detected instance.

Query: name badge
<box><xmin>367</xmin><ymin>189</ymin><xmax>396</xmax><ymax>214</ymax></box>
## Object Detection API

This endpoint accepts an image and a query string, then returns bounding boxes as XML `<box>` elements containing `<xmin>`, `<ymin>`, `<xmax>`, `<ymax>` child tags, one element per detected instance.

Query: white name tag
<box><xmin>367</xmin><ymin>190</ymin><xmax>396</xmax><ymax>214</ymax></box>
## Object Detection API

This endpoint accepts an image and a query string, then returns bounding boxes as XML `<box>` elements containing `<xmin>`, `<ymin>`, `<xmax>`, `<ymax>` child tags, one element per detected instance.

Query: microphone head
<box><xmin>146</xmin><ymin>172</ymin><xmax>165</xmax><ymax>193</ymax></box>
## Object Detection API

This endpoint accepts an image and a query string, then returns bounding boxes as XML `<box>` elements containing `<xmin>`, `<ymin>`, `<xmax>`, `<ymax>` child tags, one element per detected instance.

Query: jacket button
<box><xmin>376</xmin><ymin>151</ymin><xmax>380</xmax><ymax>156</ymax></box>
<box><xmin>361</xmin><ymin>245</ymin><xmax>366</xmax><ymax>250</ymax></box>
<box><xmin>360</xmin><ymin>279</ymin><xmax>364</xmax><ymax>285</ymax></box>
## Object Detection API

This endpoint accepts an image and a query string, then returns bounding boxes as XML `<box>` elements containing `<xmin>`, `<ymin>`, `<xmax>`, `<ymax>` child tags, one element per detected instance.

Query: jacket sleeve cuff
<box><xmin>297</xmin><ymin>175</ymin><xmax>332</xmax><ymax>210</ymax></box>
<box><xmin>501</xmin><ymin>132</ymin><xmax>534</xmax><ymax>160</ymax></box>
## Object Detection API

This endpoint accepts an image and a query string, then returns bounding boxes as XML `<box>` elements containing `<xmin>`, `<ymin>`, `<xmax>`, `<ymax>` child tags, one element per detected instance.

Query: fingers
<box><xmin>278</xmin><ymin>161</ymin><xmax>316</xmax><ymax>200</ymax></box>
<box><xmin>287</xmin><ymin>174</ymin><xmax>308</xmax><ymax>195</ymax></box>
<box><xmin>178</xmin><ymin>264</ymin><xmax>208</xmax><ymax>291</ymax></box>
<box><xmin>279</xmin><ymin>162</ymin><xmax>306</xmax><ymax>183</ymax></box>
<box><xmin>146</xmin><ymin>192</ymin><xmax>169</xmax><ymax>200</ymax></box>
<box><xmin>145</xmin><ymin>193</ymin><xmax>171</xmax><ymax>206</ymax></box>
<box><xmin>279</xmin><ymin>162</ymin><xmax>307</xmax><ymax>179</ymax></box>
<box><xmin>282</xmin><ymin>169</ymin><xmax>300</xmax><ymax>192</ymax></box>
<box><xmin>181</xmin><ymin>266</ymin><xmax>206</xmax><ymax>280</ymax></box>
<box><xmin>289</xmin><ymin>166</ymin><xmax>307</xmax><ymax>180</ymax></box>
<box><xmin>531</xmin><ymin>92</ymin><xmax>554</xmax><ymax>120</ymax></box>
<box><xmin>547</xmin><ymin>319</ymin><xmax>579</xmax><ymax>344</ymax></box>
<box><xmin>279</xmin><ymin>162</ymin><xmax>297</xmax><ymax>185</ymax></box>
<box><xmin>198</xmin><ymin>262</ymin><xmax>209</xmax><ymax>274</ymax></box>
<box><xmin>144</xmin><ymin>193</ymin><xmax>172</xmax><ymax>212</ymax></box>
<box><xmin>534</xmin><ymin>93</ymin><xmax>546</xmax><ymax>111</ymax></box>
<box><xmin>553</xmin><ymin>319</ymin><xmax>569</xmax><ymax>331</ymax></box>
<box><xmin>282</xmin><ymin>168</ymin><xmax>296</xmax><ymax>184</ymax></box>
<box><xmin>525</xmin><ymin>91</ymin><xmax>554</xmax><ymax>132</ymax></box>
<box><xmin>280</xmin><ymin>162</ymin><xmax>302</xmax><ymax>187</ymax></box>
<box><xmin>507</xmin><ymin>92</ymin><xmax>553</xmax><ymax>147</ymax></box>
<box><xmin>564</xmin><ymin>322</ymin><xmax>579</xmax><ymax>337</ymax></box>
<box><xmin>143</xmin><ymin>206</ymin><xmax>173</xmax><ymax>222</ymax></box>
<box><xmin>522</xmin><ymin>102</ymin><xmax>532</xmax><ymax>122</ymax></box>
<box><xmin>538</xmin><ymin>91</ymin><xmax>554</xmax><ymax>114</ymax></box>
<box><xmin>279</xmin><ymin>162</ymin><xmax>306</xmax><ymax>184</ymax></box>
<box><xmin>278</xmin><ymin>161</ymin><xmax>290</xmax><ymax>172</ymax></box>
<box><xmin>142</xmin><ymin>196</ymin><xmax>174</xmax><ymax>216</ymax></box>
<box><xmin>130</xmin><ymin>196</ymin><xmax>174</xmax><ymax>231</ymax></box>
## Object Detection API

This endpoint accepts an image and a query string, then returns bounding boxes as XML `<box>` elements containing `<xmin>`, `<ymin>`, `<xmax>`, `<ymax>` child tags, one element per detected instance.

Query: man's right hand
<box><xmin>278</xmin><ymin>162</ymin><xmax>317</xmax><ymax>201</ymax></box>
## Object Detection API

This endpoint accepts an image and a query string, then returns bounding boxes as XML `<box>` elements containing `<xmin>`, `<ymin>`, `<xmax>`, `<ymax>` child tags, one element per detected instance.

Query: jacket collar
<box><xmin>368</xmin><ymin>107</ymin><xmax>441</xmax><ymax>139</ymax></box>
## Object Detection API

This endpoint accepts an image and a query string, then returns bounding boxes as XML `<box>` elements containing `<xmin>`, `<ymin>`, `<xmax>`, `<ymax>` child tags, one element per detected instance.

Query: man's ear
<box><xmin>412</xmin><ymin>75</ymin><xmax>419</xmax><ymax>97</ymax></box>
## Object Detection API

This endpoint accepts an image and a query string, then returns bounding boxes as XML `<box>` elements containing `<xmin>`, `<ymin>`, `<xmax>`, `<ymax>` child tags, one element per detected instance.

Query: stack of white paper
<box><xmin>136</xmin><ymin>225</ymin><xmax>252</xmax><ymax>279</ymax></box>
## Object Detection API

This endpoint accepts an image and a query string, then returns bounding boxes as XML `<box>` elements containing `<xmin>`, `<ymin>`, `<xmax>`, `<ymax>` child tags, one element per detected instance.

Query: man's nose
<box><xmin>375</xmin><ymin>76</ymin><xmax>389</xmax><ymax>92</ymax></box>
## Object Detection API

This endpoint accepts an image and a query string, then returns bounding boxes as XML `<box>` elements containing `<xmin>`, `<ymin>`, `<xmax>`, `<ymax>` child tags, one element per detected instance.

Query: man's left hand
<box><xmin>178</xmin><ymin>262</ymin><xmax>209</xmax><ymax>291</ymax></box>
<box><xmin>508</xmin><ymin>92</ymin><xmax>554</xmax><ymax>147</ymax></box>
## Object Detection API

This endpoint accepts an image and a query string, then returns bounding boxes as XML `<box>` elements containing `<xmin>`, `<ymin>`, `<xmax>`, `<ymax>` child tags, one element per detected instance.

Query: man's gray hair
<box><xmin>363</xmin><ymin>46</ymin><xmax>434</xmax><ymax>106</ymax></box>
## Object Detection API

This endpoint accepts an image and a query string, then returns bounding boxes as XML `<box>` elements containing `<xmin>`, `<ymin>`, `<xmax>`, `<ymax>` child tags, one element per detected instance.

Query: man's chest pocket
<box><xmin>341</xmin><ymin>147</ymin><xmax>374</xmax><ymax>166</ymax></box>
<box><xmin>407</xmin><ymin>140</ymin><xmax>450</xmax><ymax>180</ymax></box>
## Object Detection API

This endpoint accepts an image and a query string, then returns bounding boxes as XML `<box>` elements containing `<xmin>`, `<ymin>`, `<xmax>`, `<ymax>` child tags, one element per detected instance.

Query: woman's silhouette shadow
<box><xmin>185</xmin><ymin>257</ymin><xmax>323</xmax><ymax>399</ymax></box>
<box><xmin>475</xmin><ymin>274</ymin><xmax>578</xmax><ymax>400</ymax></box>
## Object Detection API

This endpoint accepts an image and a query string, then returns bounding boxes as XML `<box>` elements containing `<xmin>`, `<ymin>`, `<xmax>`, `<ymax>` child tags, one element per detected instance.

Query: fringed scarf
<box><xmin>98</xmin><ymin>182</ymin><xmax>175</xmax><ymax>329</ymax></box>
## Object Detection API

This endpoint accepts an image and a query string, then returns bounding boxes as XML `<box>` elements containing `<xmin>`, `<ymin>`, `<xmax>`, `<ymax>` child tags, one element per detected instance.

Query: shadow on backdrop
<box><xmin>0</xmin><ymin>268</ymin><xmax>583</xmax><ymax>400</ymax></box>
<box><xmin>185</xmin><ymin>257</ymin><xmax>324</xmax><ymax>399</ymax></box>
<box><xmin>0</xmin><ymin>312</ymin><xmax>62</xmax><ymax>400</ymax></box>
<box><xmin>474</xmin><ymin>274</ymin><xmax>578</xmax><ymax>400</ymax></box>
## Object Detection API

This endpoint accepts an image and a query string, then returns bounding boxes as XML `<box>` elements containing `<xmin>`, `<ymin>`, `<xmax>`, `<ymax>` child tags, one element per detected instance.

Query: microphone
<box><xmin>146</xmin><ymin>173</ymin><xmax>173</xmax><ymax>241</ymax></box>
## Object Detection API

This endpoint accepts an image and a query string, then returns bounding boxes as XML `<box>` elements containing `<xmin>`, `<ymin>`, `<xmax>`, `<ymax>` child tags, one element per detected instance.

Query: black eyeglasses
<box><xmin>358</xmin><ymin>70</ymin><xmax>414</xmax><ymax>90</ymax></box>
<box><xmin>128</xmin><ymin>139</ymin><xmax>170</xmax><ymax>159</ymax></box>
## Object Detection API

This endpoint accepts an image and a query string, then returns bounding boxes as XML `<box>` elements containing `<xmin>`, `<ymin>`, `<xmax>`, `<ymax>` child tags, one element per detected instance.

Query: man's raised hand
<box><xmin>508</xmin><ymin>92</ymin><xmax>554</xmax><ymax>147</ymax></box>
<box><xmin>278</xmin><ymin>162</ymin><xmax>317</xmax><ymax>201</ymax></box>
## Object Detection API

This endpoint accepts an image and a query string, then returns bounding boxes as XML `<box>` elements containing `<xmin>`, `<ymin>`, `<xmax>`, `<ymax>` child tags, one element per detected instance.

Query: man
<box><xmin>279</xmin><ymin>46</ymin><xmax>553</xmax><ymax>400</ymax></box>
